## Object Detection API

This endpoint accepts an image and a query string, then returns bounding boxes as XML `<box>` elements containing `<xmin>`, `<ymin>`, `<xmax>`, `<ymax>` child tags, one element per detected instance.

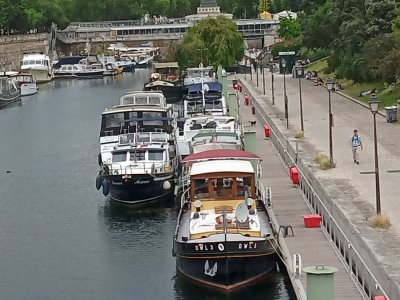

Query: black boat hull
<box><xmin>174</xmin><ymin>240</ymin><xmax>277</xmax><ymax>290</ymax></box>
<box><xmin>105</xmin><ymin>173</ymin><xmax>175</xmax><ymax>204</ymax></box>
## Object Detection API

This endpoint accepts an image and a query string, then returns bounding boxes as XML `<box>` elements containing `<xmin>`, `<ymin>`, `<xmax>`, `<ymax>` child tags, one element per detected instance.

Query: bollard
<box><xmin>289</xmin><ymin>166</ymin><xmax>299</xmax><ymax>184</ymax></box>
<box><xmin>251</xmin><ymin>106</ymin><xmax>255</xmax><ymax>115</ymax></box>
<box><xmin>263</xmin><ymin>125</ymin><xmax>270</xmax><ymax>138</ymax></box>
<box><xmin>303</xmin><ymin>265</ymin><xmax>338</xmax><ymax>300</ymax></box>
<box><xmin>244</xmin><ymin>95</ymin><xmax>250</xmax><ymax>106</ymax></box>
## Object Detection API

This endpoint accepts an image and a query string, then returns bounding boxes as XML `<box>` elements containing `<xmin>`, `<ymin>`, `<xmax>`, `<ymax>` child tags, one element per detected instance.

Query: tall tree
<box><xmin>175</xmin><ymin>16</ymin><xmax>244</xmax><ymax>68</ymax></box>
<box><xmin>258</xmin><ymin>0</ymin><xmax>270</xmax><ymax>14</ymax></box>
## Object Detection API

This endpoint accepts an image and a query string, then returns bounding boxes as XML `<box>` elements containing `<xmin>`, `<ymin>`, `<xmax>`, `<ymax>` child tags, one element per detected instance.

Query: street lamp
<box><xmin>296</xmin><ymin>65</ymin><xmax>304</xmax><ymax>132</ymax></box>
<box><xmin>256</xmin><ymin>61</ymin><xmax>259</xmax><ymax>87</ymax></box>
<box><xmin>282</xmin><ymin>58</ymin><xmax>288</xmax><ymax>128</ymax></box>
<box><xmin>262</xmin><ymin>63</ymin><xmax>266</xmax><ymax>95</ymax></box>
<box><xmin>369</xmin><ymin>94</ymin><xmax>381</xmax><ymax>215</ymax></box>
<box><xmin>326</xmin><ymin>78</ymin><xmax>335</xmax><ymax>167</ymax></box>
<box><xmin>270</xmin><ymin>61</ymin><xmax>275</xmax><ymax>105</ymax></box>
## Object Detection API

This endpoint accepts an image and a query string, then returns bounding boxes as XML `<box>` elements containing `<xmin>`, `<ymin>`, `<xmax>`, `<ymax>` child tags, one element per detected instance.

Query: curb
<box><xmin>334</xmin><ymin>91</ymin><xmax>386</xmax><ymax>118</ymax></box>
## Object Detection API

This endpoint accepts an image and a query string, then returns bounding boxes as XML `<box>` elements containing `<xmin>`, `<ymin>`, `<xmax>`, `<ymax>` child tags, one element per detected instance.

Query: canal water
<box><xmin>0</xmin><ymin>71</ymin><xmax>296</xmax><ymax>300</ymax></box>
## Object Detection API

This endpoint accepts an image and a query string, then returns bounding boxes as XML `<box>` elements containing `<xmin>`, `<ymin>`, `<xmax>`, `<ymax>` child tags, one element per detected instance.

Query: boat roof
<box><xmin>183</xmin><ymin>149</ymin><xmax>260</xmax><ymax>162</ymax></box>
<box><xmin>190</xmin><ymin>160</ymin><xmax>254</xmax><ymax>176</ymax></box>
<box><xmin>102</xmin><ymin>105</ymin><xmax>168</xmax><ymax>114</ymax></box>
<box><xmin>186</xmin><ymin>66</ymin><xmax>213</xmax><ymax>71</ymax></box>
<box><xmin>154</xmin><ymin>62</ymin><xmax>179</xmax><ymax>69</ymax></box>
<box><xmin>21</xmin><ymin>53</ymin><xmax>49</xmax><ymax>60</ymax></box>
<box><xmin>193</xmin><ymin>132</ymin><xmax>238</xmax><ymax>139</ymax></box>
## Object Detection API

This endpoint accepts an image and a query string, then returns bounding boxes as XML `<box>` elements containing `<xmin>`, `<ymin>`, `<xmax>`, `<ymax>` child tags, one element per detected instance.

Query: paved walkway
<box><xmin>236</xmin><ymin>71</ymin><xmax>400</xmax><ymax>298</ymax></box>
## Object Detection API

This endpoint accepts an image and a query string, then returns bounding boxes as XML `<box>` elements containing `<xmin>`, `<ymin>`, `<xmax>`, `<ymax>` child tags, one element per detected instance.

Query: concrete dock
<box><xmin>229</xmin><ymin>70</ymin><xmax>400</xmax><ymax>299</ymax></box>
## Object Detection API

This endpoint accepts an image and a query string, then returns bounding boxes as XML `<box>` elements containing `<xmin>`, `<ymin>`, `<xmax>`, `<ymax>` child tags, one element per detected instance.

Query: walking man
<box><xmin>351</xmin><ymin>129</ymin><xmax>363</xmax><ymax>164</ymax></box>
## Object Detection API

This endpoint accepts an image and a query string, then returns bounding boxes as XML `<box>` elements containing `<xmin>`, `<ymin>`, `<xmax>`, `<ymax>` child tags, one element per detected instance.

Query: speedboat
<box><xmin>97</xmin><ymin>91</ymin><xmax>179</xmax><ymax>204</ymax></box>
<box><xmin>0</xmin><ymin>77</ymin><xmax>21</xmax><ymax>108</ymax></box>
<box><xmin>10</xmin><ymin>73</ymin><xmax>38</xmax><ymax>96</ymax></box>
<box><xmin>173</xmin><ymin>149</ymin><xmax>277</xmax><ymax>290</ymax></box>
<box><xmin>20</xmin><ymin>53</ymin><xmax>53</xmax><ymax>83</ymax></box>
<box><xmin>53</xmin><ymin>64</ymin><xmax>104</xmax><ymax>79</ymax></box>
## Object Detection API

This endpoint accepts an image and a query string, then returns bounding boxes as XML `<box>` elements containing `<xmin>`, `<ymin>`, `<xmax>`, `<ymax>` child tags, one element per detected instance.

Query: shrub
<box><xmin>370</xmin><ymin>214</ymin><xmax>391</xmax><ymax>229</ymax></box>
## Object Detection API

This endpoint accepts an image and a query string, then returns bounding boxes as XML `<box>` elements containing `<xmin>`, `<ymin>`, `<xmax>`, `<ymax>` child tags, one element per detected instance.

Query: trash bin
<box><xmin>384</xmin><ymin>106</ymin><xmax>397</xmax><ymax>123</ymax></box>
<box><xmin>303</xmin><ymin>265</ymin><xmax>338</xmax><ymax>300</ymax></box>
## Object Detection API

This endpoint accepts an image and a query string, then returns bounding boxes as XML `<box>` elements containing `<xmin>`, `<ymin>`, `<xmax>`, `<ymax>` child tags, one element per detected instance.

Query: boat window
<box><xmin>124</xmin><ymin>96</ymin><xmax>136</xmax><ymax>105</ymax></box>
<box><xmin>151</xmin><ymin>132</ymin><xmax>167</xmax><ymax>142</ymax></box>
<box><xmin>143</xmin><ymin>112</ymin><xmax>163</xmax><ymax>126</ymax></box>
<box><xmin>149</xmin><ymin>96</ymin><xmax>161</xmax><ymax>105</ymax></box>
<box><xmin>214</xmin><ymin>178</ymin><xmax>234</xmax><ymax>198</ymax></box>
<box><xmin>137</xmin><ymin>132</ymin><xmax>150</xmax><ymax>143</ymax></box>
<box><xmin>237</xmin><ymin>176</ymin><xmax>252</xmax><ymax>197</ymax></box>
<box><xmin>104</xmin><ymin>113</ymin><xmax>125</xmax><ymax>128</ymax></box>
<box><xmin>130</xmin><ymin>151</ymin><xmax>145</xmax><ymax>161</ymax></box>
<box><xmin>73</xmin><ymin>66</ymin><xmax>79</xmax><ymax>70</ymax></box>
<box><xmin>194</xmin><ymin>179</ymin><xmax>209</xmax><ymax>199</ymax></box>
<box><xmin>29</xmin><ymin>60</ymin><xmax>35</xmax><ymax>64</ymax></box>
<box><xmin>35</xmin><ymin>60</ymin><xmax>42</xmax><ymax>65</ymax></box>
<box><xmin>119</xmin><ymin>133</ymin><xmax>135</xmax><ymax>145</ymax></box>
<box><xmin>112</xmin><ymin>152</ymin><xmax>127</xmax><ymax>162</ymax></box>
<box><xmin>136</xmin><ymin>96</ymin><xmax>147</xmax><ymax>105</ymax></box>
<box><xmin>148</xmin><ymin>150</ymin><xmax>164</xmax><ymax>161</ymax></box>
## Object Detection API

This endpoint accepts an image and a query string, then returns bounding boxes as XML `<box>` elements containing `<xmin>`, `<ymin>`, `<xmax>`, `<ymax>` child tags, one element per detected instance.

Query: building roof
<box><xmin>183</xmin><ymin>149</ymin><xmax>260</xmax><ymax>162</ymax></box>
<box><xmin>190</xmin><ymin>159</ymin><xmax>254</xmax><ymax>176</ymax></box>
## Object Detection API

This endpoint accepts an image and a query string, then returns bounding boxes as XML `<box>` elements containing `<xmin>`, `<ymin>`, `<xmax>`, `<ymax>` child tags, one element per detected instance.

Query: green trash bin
<box><xmin>303</xmin><ymin>265</ymin><xmax>338</xmax><ymax>300</ymax></box>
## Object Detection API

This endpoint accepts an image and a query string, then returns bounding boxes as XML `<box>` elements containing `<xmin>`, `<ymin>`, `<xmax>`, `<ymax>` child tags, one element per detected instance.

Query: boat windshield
<box><xmin>193</xmin><ymin>176</ymin><xmax>253</xmax><ymax>200</ymax></box>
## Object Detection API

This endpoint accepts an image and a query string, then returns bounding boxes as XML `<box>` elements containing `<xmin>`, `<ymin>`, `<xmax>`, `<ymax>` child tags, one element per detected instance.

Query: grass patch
<box><xmin>306</xmin><ymin>59</ymin><xmax>400</xmax><ymax>108</ymax></box>
<box><xmin>313</xmin><ymin>153</ymin><xmax>332</xmax><ymax>170</ymax></box>
<box><xmin>294</xmin><ymin>131</ymin><xmax>304</xmax><ymax>138</ymax></box>
<box><xmin>370</xmin><ymin>214</ymin><xmax>391</xmax><ymax>229</ymax></box>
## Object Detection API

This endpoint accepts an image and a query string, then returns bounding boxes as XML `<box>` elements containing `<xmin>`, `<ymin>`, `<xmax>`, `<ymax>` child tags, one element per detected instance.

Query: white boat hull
<box><xmin>20</xmin><ymin>83</ymin><xmax>38</xmax><ymax>96</ymax></box>
<box><xmin>23</xmin><ymin>68</ymin><xmax>52</xmax><ymax>83</ymax></box>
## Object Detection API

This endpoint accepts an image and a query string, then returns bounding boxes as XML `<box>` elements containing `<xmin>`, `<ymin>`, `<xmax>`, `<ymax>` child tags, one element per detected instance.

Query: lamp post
<box><xmin>282</xmin><ymin>58</ymin><xmax>288</xmax><ymax>128</ymax></box>
<box><xmin>262</xmin><ymin>63</ymin><xmax>266</xmax><ymax>95</ymax></box>
<box><xmin>369</xmin><ymin>94</ymin><xmax>381</xmax><ymax>215</ymax></box>
<box><xmin>326</xmin><ymin>78</ymin><xmax>334</xmax><ymax>166</ymax></box>
<box><xmin>270</xmin><ymin>62</ymin><xmax>275</xmax><ymax>105</ymax></box>
<box><xmin>296</xmin><ymin>65</ymin><xmax>304</xmax><ymax>132</ymax></box>
<box><xmin>256</xmin><ymin>61</ymin><xmax>259</xmax><ymax>87</ymax></box>
<box><xmin>250</xmin><ymin>59</ymin><xmax>253</xmax><ymax>81</ymax></box>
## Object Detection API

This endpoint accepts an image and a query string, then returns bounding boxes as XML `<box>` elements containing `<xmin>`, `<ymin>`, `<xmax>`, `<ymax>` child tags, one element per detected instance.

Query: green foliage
<box><xmin>277</xmin><ymin>16</ymin><xmax>301</xmax><ymax>39</ymax></box>
<box><xmin>174</xmin><ymin>16</ymin><xmax>244</xmax><ymax>68</ymax></box>
<box><xmin>299</xmin><ymin>47</ymin><xmax>330</xmax><ymax>62</ymax></box>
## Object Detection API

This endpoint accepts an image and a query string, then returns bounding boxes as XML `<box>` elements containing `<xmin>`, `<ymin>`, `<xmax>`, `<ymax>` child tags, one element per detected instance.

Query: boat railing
<box><xmin>106</xmin><ymin>157</ymin><xmax>177</xmax><ymax>175</ymax></box>
<box><xmin>118</xmin><ymin>132</ymin><xmax>169</xmax><ymax>146</ymax></box>
<box><xmin>249</xmin><ymin>87</ymin><xmax>392</xmax><ymax>299</ymax></box>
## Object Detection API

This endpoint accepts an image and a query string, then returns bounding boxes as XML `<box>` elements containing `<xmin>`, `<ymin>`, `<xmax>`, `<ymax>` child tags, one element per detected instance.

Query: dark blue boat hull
<box><xmin>105</xmin><ymin>173</ymin><xmax>174</xmax><ymax>204</ymax></box>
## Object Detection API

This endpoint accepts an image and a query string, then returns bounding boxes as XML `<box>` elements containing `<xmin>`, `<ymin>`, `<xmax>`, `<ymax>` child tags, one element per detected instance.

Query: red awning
<box><xmin>182</xmin><ymin>149</ymin><xmax>260</xmax><ymax>163</ymax></box>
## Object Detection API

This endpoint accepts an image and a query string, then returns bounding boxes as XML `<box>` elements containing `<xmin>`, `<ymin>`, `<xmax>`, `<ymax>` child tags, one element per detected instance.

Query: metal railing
<box><xmin>105</xmin><ymin>157</ymin><xmax>177</xmax><ymax>176</ymax></box>
<box><xmin>241</xmin><ymin>80</ymin><xmax>392</xmax><ymax>300</ymax></box>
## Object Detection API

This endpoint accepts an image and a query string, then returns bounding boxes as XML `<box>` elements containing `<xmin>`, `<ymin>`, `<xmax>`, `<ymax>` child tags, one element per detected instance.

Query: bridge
<box><xmin>56</xmin><ymin>18</ymin><xmax>279</xmax><ymax>55</ymax></box>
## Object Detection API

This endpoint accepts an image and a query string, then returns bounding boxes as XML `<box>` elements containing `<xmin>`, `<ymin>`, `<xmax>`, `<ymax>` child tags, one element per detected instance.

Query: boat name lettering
<box><xmin>195</xmin><ymin>243</ymin><xmax>214</xmax><ymax>251</ymax></box>
<box><xmin>134</xmin><ymin>179</ymin><xmax>150</xmax><ymax>184</ymax></box>
<box><xmin>238</xmin><ymin>242</ymin><xmax>257</xmax><ymax>250</ymax></box>
<box><xmin>111</xmin><ymin>181</ymin><xmax>123</xmax><ymax>185</ymax></box>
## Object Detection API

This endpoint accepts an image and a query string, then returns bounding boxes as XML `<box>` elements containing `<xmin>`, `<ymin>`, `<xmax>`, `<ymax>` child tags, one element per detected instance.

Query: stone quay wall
<box><xmin>0</xmin><ymin>33</ymin><xmax>49</xmax><ymax>71</ymax></box>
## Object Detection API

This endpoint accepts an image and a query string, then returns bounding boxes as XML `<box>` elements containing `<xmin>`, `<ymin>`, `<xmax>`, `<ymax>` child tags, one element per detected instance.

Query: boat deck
<box><xmin>239</xmin><ymin>94</ymin><xmax>364</xmax><ymax>299</ymax></box>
